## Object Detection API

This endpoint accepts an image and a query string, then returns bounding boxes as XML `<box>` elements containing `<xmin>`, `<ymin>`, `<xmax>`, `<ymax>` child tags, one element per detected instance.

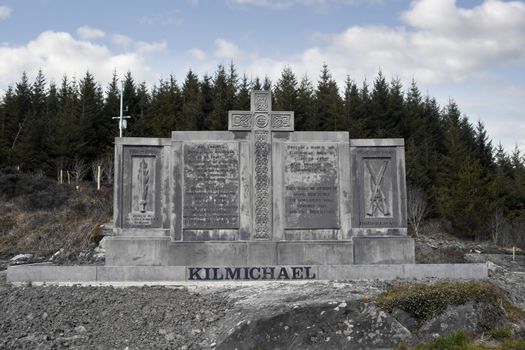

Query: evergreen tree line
<box><xmin>0</xmin><ymin>64</ymin><xmax>523</xmax><ymax>243</ymax></box>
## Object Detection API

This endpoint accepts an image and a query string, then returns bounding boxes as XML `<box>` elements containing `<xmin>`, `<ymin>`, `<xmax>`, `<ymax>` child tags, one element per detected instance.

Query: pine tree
<box><xmin>358</xmin><ymin>80</ymin><xmax>371</xmax><ymax>137</ymax></box>
<box><xmin>262</xmin><ymin>76</ymin><xmax>272</xmax><ymax>91</ymax></box>
<box><xmin>53</xmin><ymin>75</ymin><xmax>81</xmax><ymax>171</ymax></box>
<box><xmin>474</xmin><ymin>121</ymin><xmax>494</xmax><ymax>171</ymax></box>
<box><xmin>236</xmin><ymin>74</ymin><xmax>251</xmax><ymax>110</ymax></box>
<box><xmin>207</xmin><ymin>65</ymin><xmax>229</xmax><ymax>130</ymax></box>
<box><xmin>77</xmin><ymin>71</ymin><xmax>105</xmax><ymax>165</ymax></box>
<box><xmin>343</xmin><ymin>76</ymin><xmax>363</xmax><ymax>138</ymax></box>
<box><xmin>274</xmin><ymin>66</ymin><xmax>297</xmax><ymax>111</ymax></box>
<box><xmin>442</xmin><ymin>158</ymin><xmax>493</xmax><ymax>239</ymax></box>
<box><xmin>387</xmin><ymin>78</ymin><xmax>404</xmax><ymax>137</ymax></box>
<box><xmin>369</xmin><ymin>71</ymin><xmax>389</xmax><ymax>137</ymax></box>
<box><xmin>22</xmin><ymin>69</ymin><xmax>50</xmax><ymax>171</ymax></box>
<box><xmin>315</xmin><ymin>64</ymin><xmax>343</xmax><ymax>131</ymax></box>
<box><xmin>0</xmin><ymin>86</ymin><xmax>15</xmax><ymax>165</ymax></box>
<box><xmin>122</xmin><ymin>71</ymin><xmax>139</xmax><ymax>134</ymax></box>
<box><xmin>134</xmin><ymin>81</ymin><xmax>151</xmax><ymax>136</ymax></box>
<box><xmin>8</xmin><ymin>72</ymin><xmax>32</xmax><ymax>166</ymax></box>
<box><xmin>295</xmin><ymin>75</ymin><xmax>316</xmax><ymax>131</ymax></box>
<box><xmin>252</xmin><ymin>77</ymin><xmax>262</xmax><ymax>90</ymax></box>
<box><xmin>148</xmin><ymin>75</ymin><xmax>181</xmax><ymax>136</ymax></box>
<box><xmin>103</xmin><ymin>72</ymin><xmax>120</xmax><ymax>139</ymax></box>
<box><xmin>180</xmin><ymin>69</ymin><xmax>201</xmax><ymax>131</ymax></box>
<box><xmin>200</xmin><ymin>74</ymin><xmax>214</xmax><ymax>130</ymax></box>
<box><xmin>226</xmin><ymin>62</ymin><xmax>239</xmax><ymax>110</ymax></box>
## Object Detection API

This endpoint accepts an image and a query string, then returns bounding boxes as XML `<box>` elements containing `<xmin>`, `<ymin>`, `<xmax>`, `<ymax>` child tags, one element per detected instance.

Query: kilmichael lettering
<box><xmin>187</xmin><ymin>266</ymin><xmax>317</xmax><ymax>281</ymax></box>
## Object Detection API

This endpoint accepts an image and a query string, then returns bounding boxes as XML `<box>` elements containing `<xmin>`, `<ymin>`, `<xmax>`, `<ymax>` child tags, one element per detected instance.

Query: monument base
<box><xmin>353</xmin><ymin>237</ymin><xmax>415</xmax><ymax>265</ymax></box>
<box><xmin>104</xmin><ymin>237</ymin><xmax>356</xmax><ymax>266</ymax></box>
<box><xmin>104</xmin><ymin>236</ymin><xmax>415</xmax><ymax>266</ymax></box>
<box><xmin>6</xmin><ymin>263</ymin><xmax>488</xmax><ymax>283</ymax></box>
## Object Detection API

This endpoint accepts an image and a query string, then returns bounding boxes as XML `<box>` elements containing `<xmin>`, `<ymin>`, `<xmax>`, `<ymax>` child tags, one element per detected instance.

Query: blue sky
<box><xmin>0</xmin><ymin>0</ymin><xmax>524</xmax><ymax>152</ymax></box>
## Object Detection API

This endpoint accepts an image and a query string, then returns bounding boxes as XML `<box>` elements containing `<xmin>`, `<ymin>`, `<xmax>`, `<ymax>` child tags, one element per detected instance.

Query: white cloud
<box><xmin>112</xmin><ymin>34</ymin><xmax>133</xmax><ymax>48</ymax></box>
<box><xmin>214</xmin><ymin>39</ymin><xmax>246</xmax><ymax>60</ymax></box>
<box><xmin>198</xmin><ymin>0</ymin><xmax>525</xmax><ymax>87</ymax></box>
<box><xmin>76</xmin><ymin>25</ymin><xmax>106</xmax><ymax>40</ymax></box>
<box><xmin>135</xmin><ymin>40</ymin><xmax>167</xmax><ymax>54</ymax></box>
<box><xmin>502</xmin><ymin>84</ymin><xmax>525</xmax><ymax>97</ymax></box>
<box><xmin>112</xmin><ymin>34</ymin><xmax>167</xmax><ymax>54</ymax></box>
<box><xmin>0</xmin><ymin>5</ymin><xmax>11</xmax><ymax>20</ymax></box>
<box><xmin>0</xmin><ymin>31</ymin><xmax>159</xmax><ymax>89</ymax></box>
<box><xmin>185</xmin><ymin>0</ymin><xmax>525</xmax><ymax>151</ymax></box>
<box><xmin>188</xmin><ymin>48</ymin><xmax>207</xmax><ymax>61</ymax></box>
<box><xmin>139</xmin><ymin>11</ymin><xmax>183</xmax><ymax>27</ymax></box>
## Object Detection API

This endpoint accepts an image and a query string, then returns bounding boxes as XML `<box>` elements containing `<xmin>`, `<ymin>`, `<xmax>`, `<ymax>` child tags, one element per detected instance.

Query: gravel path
<box><xmin>0</xmin><ymin>281</ymin><xmax>230</xmax><ymax>350</ymax></box>
<box><xmin>0</xmin><ymin>273</ymin><xmax>391</xmax><ymax>350</ymax></box>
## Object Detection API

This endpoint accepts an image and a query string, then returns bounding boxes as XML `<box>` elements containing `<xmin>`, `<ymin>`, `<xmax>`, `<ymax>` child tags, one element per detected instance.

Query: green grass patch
<box><xmin>397</xmin><ymin>331</ymin><xmax>525</xmax><ymax>350</ymax></box>
<box><xmin>490</xmin><ymin>327</ymin><xmax>512</xmax><ymax>341</ymax></box>
<box><xmin>377</xmin><ymin>281</ymin><xmax>523</xmax><ymax>324</ymax></box>
<box><xmin>501</xmin><ymin>339</ymin><xmax>525</xmax><ymax>350</ymax></box>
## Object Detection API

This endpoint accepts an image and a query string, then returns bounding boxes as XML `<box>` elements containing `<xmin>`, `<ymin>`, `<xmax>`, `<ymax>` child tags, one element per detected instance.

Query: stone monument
<box><xmin>106</xmin><ymin>90</ymin><xmax>414</xmax><ymax>276</ymax></box>
<box><xmin>8</xmin><ymin>90</ymin><xmax>490</xmax><ymax>283</ymax></box>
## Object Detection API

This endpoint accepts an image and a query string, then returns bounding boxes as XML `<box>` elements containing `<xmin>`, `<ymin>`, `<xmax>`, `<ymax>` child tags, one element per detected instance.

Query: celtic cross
<box><xmin>228</xmin><ymin>90</ymin><xmax>294</xmax><ymax>239</ymax></box>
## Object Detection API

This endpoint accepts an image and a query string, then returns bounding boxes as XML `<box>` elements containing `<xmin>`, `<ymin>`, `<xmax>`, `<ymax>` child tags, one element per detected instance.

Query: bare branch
<box><xmin>407</xmin><ymin>185</ymin><xmax>428</xmax><ymax>237</ymax></box>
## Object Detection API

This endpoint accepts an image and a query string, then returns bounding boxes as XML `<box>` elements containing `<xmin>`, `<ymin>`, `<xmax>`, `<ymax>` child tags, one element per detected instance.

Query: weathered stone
<box><xmin>108</xmin><ymin>90</ymin><xmax>413</xmax><ymax>276</ymax></box>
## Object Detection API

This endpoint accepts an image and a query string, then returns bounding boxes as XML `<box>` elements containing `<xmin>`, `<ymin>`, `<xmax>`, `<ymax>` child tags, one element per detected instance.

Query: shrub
<box><xmin>377</xmin><ymin>281</ymin><xmax>521</xmax><ymax>324</ymax></box>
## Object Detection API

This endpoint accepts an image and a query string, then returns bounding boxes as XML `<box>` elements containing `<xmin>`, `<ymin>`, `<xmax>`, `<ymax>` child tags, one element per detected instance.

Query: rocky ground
<box><xmin>0</xmin><ymin>235</ymin><xmax>524</xmax><ymax>349</ymax></box>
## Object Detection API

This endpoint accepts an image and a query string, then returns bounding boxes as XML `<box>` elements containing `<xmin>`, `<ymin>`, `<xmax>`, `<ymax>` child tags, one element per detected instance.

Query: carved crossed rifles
<box><xmin>137</xmin><ymin>159</ymin><xmax>149</xmax><ymax>213</ymax></box>
<box><xmin>366</xmin><ymin>160</ymin><xmax>391</xmax><ymax>217</ymax></box>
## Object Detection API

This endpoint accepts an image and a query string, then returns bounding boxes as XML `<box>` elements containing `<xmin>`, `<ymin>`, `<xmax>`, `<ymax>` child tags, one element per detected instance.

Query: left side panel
<box><xmin>108</xmin><ymin>138</ymin><xmax>171</xmax><ymax>266</ymax></box>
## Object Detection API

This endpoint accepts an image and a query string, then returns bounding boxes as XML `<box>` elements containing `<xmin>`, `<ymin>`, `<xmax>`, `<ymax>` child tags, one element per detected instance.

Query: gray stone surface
<box><xmin>7</xmin><ymin>265</ymin><xmax>97</xmax><ymax>282</ymax></box>
<box><xmin>353</xmin><ymin>237</ymin><xmax>415</xmax><ymax>264</ymax></box>
<box><xmin>109</xmin><ymin>91</ymin><xmax>412</xmax><ymax>270</ymax></box>
<box><xmin>105</xmin><ymin>237</ymin><xmax>169</xmax><ymax>266</ymax></box>
<box><xmin>350</xmin><ymin>139</ymin><xmax>407</xmax><ymax>236</ymax></box>
<box><xmin>272</xmin><ymin>131</ymin><xmax>351</xmax><ymax>241</ymax></box>
<box><xmin>284</xmin><ymin>143</ymin><xmax>339</xmax><ymax>229</ymax></box>
<box><xmin>183</xmin><ymin>142</ymin><xmax>240</xmax><ymax>229</ymax></box>
<box><xmin>7</xmin><ymin>263</ymin><xmax>488</xmax><ymax>283</ymax></box>
<box><xmin>247</xmin><ymin>242</ymin><xmax>278</xmax><ymax>265</ymax></box>
<box><xmin>97</xmin><ymin>266</ymin><xmax>186</xmax><ymax>281</ymax></box>
<box><xmin>278</xmin><ymin>242</ymin><xmax>354</xmax><ymax>265</ymax></box>
<box><xmin>168</xmin><ymin>242</ymin><xmax>248</xmax><ymax>266</ymax></box>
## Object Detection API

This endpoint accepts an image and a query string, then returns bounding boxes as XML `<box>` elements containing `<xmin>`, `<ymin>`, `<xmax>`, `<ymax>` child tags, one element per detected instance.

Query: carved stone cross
<box><xmin>228</xmin><ymin>90</ymin><xmax>294</xmax><ymax>239</ymax></box>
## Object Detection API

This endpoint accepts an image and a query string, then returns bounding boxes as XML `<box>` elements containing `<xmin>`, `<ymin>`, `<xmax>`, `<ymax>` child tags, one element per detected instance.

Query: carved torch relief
<box><xmin>137</xmin><ymin>159</ymin><xmax>150</xmax><ymax>213</ymax></box>
<box><xmin>128</xmin><ymin>155</ymin><xmax>156</xmax><ymax>226</ymax></box>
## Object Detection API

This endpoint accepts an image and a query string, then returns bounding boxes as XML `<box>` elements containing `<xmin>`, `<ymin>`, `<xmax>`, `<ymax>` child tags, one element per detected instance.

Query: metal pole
<box><xmin>119</xmin><ymin>81</ymin><xmax>124</xmax><ymax>137</ymax></box>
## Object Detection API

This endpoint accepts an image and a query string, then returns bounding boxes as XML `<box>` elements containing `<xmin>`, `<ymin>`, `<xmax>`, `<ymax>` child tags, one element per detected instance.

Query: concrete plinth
<box><xmin>105</xmin><ymin>237</ymin><xmax>170</xmax><ymax>266</ymax></box>
<box><xmin>7</xmin><ymin>263</ymin><xmax>489</xmax><ymax>283</ymax></box>
<box><xmin>353</xmin><ymin>237</ymin><xmax>415</xmax><ymax>264</ymax></box>
<box><xmin>278</xmin><ymin>242</ymin><xmax>353</xmax><ymax>265</ymax></box>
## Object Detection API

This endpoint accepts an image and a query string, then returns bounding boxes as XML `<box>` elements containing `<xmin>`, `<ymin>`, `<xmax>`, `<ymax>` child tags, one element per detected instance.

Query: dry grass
<box><xmin>0</xmin><ymin>169</ymin><xmax>112</xmax><ymax>260</ymax></box>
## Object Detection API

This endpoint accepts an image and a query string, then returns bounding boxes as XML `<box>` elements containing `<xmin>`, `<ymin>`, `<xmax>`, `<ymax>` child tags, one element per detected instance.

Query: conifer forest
<box><xmin>0</xmin><ymin>64</ymin><xmax>523</xmax><ymax>245</ymax></box>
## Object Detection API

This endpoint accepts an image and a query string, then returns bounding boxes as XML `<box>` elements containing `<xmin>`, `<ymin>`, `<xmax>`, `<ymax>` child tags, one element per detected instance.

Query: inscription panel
<box><xmin>357</xmin><ymin>148</ymin><xmax>397</xmax><ymax>227</ymax></box>
<box><xmin>284</xmin><ymin>143</ymin><xmax>339</xmax><ymax>229</ymax></box>
<box><xmin>183</xmin><ymin>143</ymin><xmax>240</xmax><ymax>229</ymax></box>
<box><xmin>122</xmin><ymin>147</ymin><xmax>162</xmax><ymax>228</ymax></box>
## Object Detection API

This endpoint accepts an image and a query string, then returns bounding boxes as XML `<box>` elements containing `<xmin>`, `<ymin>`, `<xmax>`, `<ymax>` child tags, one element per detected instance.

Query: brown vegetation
<box><xmin>0</xmin><ymin>168</ymin><xmax>112</xmax><ymax>260</ymax></box>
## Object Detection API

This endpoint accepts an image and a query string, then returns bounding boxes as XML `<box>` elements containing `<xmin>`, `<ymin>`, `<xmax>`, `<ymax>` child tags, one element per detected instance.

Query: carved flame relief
<box><xmin>137</xmin><ymin>159</ymin><xmax>150</xmax><ymax>213</ymax></box>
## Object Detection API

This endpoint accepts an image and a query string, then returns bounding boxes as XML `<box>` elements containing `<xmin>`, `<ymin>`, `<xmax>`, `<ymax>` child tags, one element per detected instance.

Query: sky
<box><xmin>0</xmin><ymin>0</ymin><xmax>524</xmax><ymax>152</ymax></box>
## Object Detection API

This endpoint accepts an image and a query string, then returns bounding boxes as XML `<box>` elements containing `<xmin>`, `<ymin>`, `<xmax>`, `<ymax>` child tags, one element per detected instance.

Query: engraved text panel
<box><xmin>284</xmin><ymin>143</ymin><xmax>339</xmax><ymax>229</ymax></box>
<box><xmin>183</xmin><ymin>143</ymin><xmax>240</xmax><ymax>229</ymax></box>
